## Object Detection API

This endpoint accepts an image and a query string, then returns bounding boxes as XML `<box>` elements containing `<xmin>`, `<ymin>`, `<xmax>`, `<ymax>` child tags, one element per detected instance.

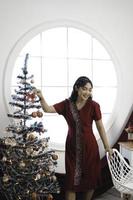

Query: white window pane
<box><xmin>20</xmin><ymin>34</ymin><xmax>41</xmax><ymax>56</ymax></box>
<box><xmin>42</xmin><ymin>28</ymin><xmax>67</xmax><ymax>57</ymax></box>
<box><xmin>43</xmin><ymin>115</ymin><xmax>67</xmax><ymax>145</ymax></box>
<box><xmin>93</xmin><ymin>38</ymin><xmax>111</xmax><ymax>59</ymax></box>
<box><xmin>93</xmin><ymin>87</ymin><xmax>117</xmax><ymax>113</ymax></box>
<box><xmin>68</xmin><ymin>28</ymin><xmax>92</xmax><ymax>58</ymax></box>
<box><xmin>42</xmin><ymin>87</ymin><xmax>67</xmax><ymax>105</ymax></box>
<box><xmin>26</xmin><ymin>57</ymin><xmax>41</xmax><ymax>86</ymax></box>
<box><xmin>68</xmin><ymin>86</ymin><xmax>73</xmax><ymax>97</ymax></box>
<box><xmin>68</xmin><ymin>59</ymin><xmax>92</xmax><ymax>86</ymax></box>
<box><xmin>12</xmin><ymin>57</ymin><xmax>25</xmax><ymax>86</ymax></box>
<box><xmin>93</xmin><ymin>60</ymin><xmax>117</xmax><ymax>86</ymax></box>
<box><xmin>42</xmin><ymin>58</ymin><xmax>67</xmax><ymax>86</ymax></box>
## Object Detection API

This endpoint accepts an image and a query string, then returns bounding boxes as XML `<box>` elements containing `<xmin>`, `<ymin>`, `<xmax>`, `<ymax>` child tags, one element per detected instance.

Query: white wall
<box><xmin>0</xmin><ymin>0</ymin><xmax>133</xmax><ymax>173</ymax></box>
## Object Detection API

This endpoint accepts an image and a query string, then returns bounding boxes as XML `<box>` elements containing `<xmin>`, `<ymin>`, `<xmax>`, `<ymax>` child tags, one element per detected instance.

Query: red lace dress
<box><xmin>53</xmin><ymin>98</ymin><xmax>102</xmax><ymax>192</ymax></box>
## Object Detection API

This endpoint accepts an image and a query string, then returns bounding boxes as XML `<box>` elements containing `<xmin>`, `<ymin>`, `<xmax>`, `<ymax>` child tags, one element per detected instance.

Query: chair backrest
<box><xmin>106</xmin><ymin>149</ymin><xmax>132</xmax><ymax>183</ymax></box>
<box><xmin>106</xmin><ymin>148</ymin><xmax>133</xmax><ymax>194</ymax></box>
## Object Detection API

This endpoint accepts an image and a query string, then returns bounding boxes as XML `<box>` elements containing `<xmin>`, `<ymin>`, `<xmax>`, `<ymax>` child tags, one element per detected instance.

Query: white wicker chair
<box><xmin>106</xmin><ymin>148</ymin><xmax>133</xmax><ymax>195</ymax></box>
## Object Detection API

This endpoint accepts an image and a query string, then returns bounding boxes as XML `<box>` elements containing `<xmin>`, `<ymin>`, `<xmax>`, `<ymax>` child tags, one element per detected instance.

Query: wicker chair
<box><xmin>106</xmin><ymin>148</ymin><xmax>133</xmax><ymax>196</ymax></box>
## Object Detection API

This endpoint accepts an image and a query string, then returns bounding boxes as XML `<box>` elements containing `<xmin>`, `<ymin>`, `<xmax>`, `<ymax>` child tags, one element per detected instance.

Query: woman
<box><xmin>34</xmin><ymin>76</ymin><xmax>112</xmax><ymax>200</ymax></box>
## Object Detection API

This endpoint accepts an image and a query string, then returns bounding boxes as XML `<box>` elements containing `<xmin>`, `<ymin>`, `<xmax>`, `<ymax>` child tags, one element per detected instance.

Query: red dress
<box><xmin>53</xmin><ymin>98</ymin><xmax>102</xmax><ymax>192</ymax></box>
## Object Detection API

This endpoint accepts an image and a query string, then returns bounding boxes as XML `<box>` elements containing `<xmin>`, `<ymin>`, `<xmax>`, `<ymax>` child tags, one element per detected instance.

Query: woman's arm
<box><xmin>95</xmin><ymin>119</ymin><xmax>111</xmax><ymax>152</ymax></box>
<box><xmin>34</xmin><ymin>89</ymin><xmax>56</xmax><ymax>113</ymax></box>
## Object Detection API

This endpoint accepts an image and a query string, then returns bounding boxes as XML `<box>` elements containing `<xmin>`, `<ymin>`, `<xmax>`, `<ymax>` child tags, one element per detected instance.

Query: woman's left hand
<box><xmin>105</xmin><ymin>148</ymin><xmax>113</xmax><ymax>157</ymax></box>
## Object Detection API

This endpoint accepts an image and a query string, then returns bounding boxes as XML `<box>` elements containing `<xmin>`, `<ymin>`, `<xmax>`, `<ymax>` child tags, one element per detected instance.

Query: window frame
<box><xmin>3</xmin><ymin>20</ymin><xmax>120</xmax><ymax>152</ymax></box>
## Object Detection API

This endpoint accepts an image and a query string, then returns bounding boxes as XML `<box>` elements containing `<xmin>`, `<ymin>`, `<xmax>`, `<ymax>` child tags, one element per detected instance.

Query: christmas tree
<box><xmin>0</xmin><ymin>54</ymin><xmax>60</xmax><ymax>200</ymax></box>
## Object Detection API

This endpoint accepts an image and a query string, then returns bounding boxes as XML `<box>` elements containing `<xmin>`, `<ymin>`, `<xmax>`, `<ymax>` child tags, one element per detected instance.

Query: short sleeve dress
<box><xmin>53</xmin><ymin>98</ymin><xmax>102</xmax><ymax>192</ymax></box>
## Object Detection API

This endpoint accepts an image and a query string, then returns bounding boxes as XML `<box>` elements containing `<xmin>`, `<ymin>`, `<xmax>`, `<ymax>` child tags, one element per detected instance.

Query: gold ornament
<box><xmin>45</xmin><ymin>171</ymin><xmax>51</xmax><ymax>176</ymax></box>
<box><xmin>52</xmin><ymin>154</ymin><xmax>58</xmax><ymax>160</ymax></box>
<box><xmin>31</xmin><ymin>192</ymin><xmax>37</xmax><ymax>200</ymax></box>
<box><xmin>3</xmin><ymin>174</ymin><xmax>10</xmax><ymax>183</ymax></box>
<box><xmin>27</xmin><ymin>133</ymin><xmax>36</xmax><ymax>141</ymax></box>
<box><xmin>31</xmin><ymin>150</ymin><xmax>38</xmax><ymax>156</ymax></box>
<box><xmin>52</xmin><ymin>175</ymin><xmax>57</xmax><ymax>182</ymax></box>
<box><xmin>34</xmin><ymin>173</ymin><xmax>41</xmax><ymax>180</ymax></box>
<box><xmin>26</xmin><ymin>147</ymin><xmax>34</xmax><ymax>155</ymax></box>
<box><xmin>2</xmin><ymin>156</ymin><xmax>7</xmax><ymax>162</ymax></box>
<box><xmin>30</xmin><ymin>79</ymin><xmax>34</xmax><ymax>84</ymax></box>
<box><xmin>5</xmin><ymin>138</ymin><xmax>16</xmax><ymax>146</ymax></box>
<box><xmin>42</xmin><ymin>141</ymin><xmax>48</xmax><ymax>148</ymax></box>
<box><xmin>47</xmin><ymin>194</ymin><xmax>53</xmax><ymax>200</ymax></box>
<box><xmin>6</xmin><ymin>159</ymin><xmax>12</xmax><ymax>165</ymax></box>
<box><xmin>48</xmin><ymin>165</ymin><xmax>54</xmax><ymax>172</ymax></box>
<box><xmin>19</xmin><ymin>160</ymin><xmax>26</xmax><ymax>168</ymax></box>
<box><xmin>16</xmin><ymin>127</ymin><xmax>22</xmax><ymax>132</ymax></box>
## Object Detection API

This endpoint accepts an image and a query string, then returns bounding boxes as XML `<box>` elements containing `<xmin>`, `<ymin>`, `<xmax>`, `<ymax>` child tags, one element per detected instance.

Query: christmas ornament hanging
<box><xmin>27</xmin><ymin>133</ymin><xmax>36</xmax><ymax>141</ymax></box>
<box><xmin>52</xmin><ymin>154</ymin><xmax>58</xmax><ymax>160</ymax></box>
<box><xmin>37</xmin><ymin>111</ymin><xmax>43</xmax><ymax>118</ymax></box>
<box><xmin>47</xmin><ymin>194</ymin><xmax>54</xmax><ymax>200</ymax></box>
<box><xmin>31</xmin><ymin>112</ymin><xmax>37</xmax><ymax>118</ymax></box>
<box><xmin>31</xmin><ymin>192</ymin><xmax>37</xmax><ymax>200</ymax></box>
<box><xmin>3</xmin><ymin>174</ymin><xmax>10</xmax><ymax>183</ymax></box>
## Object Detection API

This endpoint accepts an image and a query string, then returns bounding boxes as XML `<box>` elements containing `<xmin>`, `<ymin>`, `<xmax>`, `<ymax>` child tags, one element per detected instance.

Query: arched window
<box><xmin>11</xmin><ymin>27</ymin><xmax>117</xmax><ymax>150</ymax></box>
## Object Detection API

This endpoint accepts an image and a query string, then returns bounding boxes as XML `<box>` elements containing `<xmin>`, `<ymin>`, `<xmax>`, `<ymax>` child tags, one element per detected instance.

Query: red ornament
<box><xmin>31</xmin><ymin>112</ymin><xmax>37</xmax><ymax>118</ymax></box>
<box><xmin>26</xmin><ymin>92</ymin><xmax>36</xmax><ymax>103</ymax></box>
<box><xmin>37</xmin><ymin>111</ymin><xmax>43</xmax><ymax>118</ymax></box>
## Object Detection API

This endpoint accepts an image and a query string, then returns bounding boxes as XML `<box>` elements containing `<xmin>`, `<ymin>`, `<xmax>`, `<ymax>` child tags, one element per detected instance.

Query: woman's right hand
<box><xmin>33</xmin><ymin>88</ymin><xmax>56</xmax><ymax>113</ymax></box>
<box><xmin>33</xmin><ymin>88</ymin><xmax>43</xmax><ymax>99</ymax></box>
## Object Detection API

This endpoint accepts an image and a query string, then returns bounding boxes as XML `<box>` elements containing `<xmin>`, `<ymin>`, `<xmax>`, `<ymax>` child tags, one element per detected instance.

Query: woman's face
<box><xmin>77</xmin><ymin>82</ymin><xmax>92</xmax><ymax>101</ymax></box>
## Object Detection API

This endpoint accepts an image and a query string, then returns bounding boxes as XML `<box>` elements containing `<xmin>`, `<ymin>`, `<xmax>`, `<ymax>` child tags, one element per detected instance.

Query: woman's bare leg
<box><xmin>83</xmin><ymin>189</ymin><xmax>94</xmax><ymax>200</ymax></box>
<box><xmin>65</xmin><ymin>190</ymin><xmax>76</xmax><ymax>200</ymax></box>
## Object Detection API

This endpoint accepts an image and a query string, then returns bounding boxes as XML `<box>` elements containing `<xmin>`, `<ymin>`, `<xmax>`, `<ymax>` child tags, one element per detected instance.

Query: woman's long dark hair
<box><xmin>69</xmin><ymin>76</ymin><xmax>93</xmax><ymax>102</ymax></box>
